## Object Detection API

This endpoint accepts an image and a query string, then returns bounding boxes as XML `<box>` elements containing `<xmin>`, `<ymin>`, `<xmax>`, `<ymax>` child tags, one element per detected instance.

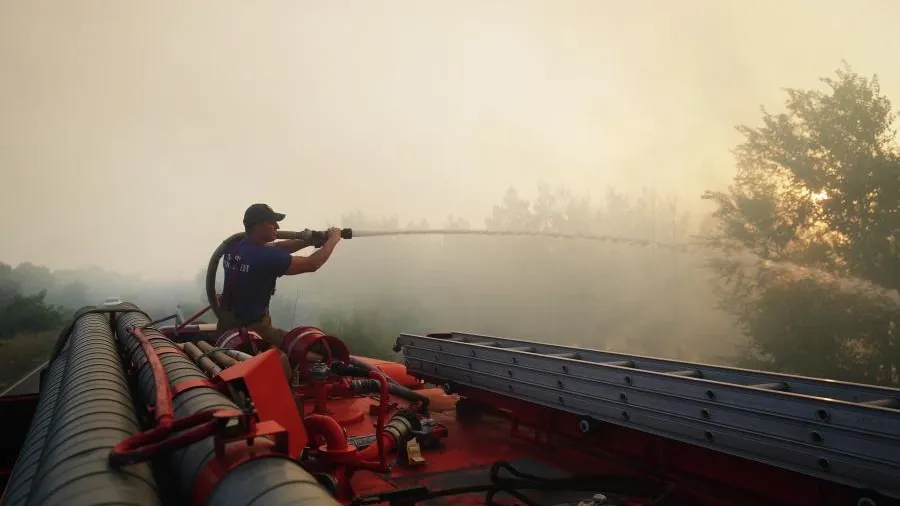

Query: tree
<box><xmin>702</xmin><ymin>63</ymin><xmax>900</xmax><ymax>384</ymax></box>
<box><xmin>11</xmin><ymin>262</ymin><xmax>56</xmax><ymax>296</ymax></box>
<box><xmin>50</xmin><ymin>281</ymin><xmax>89</xmax><ymax>309</ymax></box>
<box><xmin>0</xmin><ymin>290</ymin><xmax>66</xmax><ymax>338</ymax></box>
<box><xmin>0</xmin><ymin>262</ymin><xmax>22</xmax><ymax>307</ymax></box>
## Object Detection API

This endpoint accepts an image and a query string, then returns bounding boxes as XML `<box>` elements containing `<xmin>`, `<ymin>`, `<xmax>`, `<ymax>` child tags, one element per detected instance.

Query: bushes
<box><xmin>0</xmin><ymin>289</ymin><xmax>68</xmax><ymax>339</ymax></box>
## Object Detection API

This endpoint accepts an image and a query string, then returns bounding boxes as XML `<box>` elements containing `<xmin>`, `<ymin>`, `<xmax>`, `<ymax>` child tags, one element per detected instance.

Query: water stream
<box><xmin>350</xmin><ymin>228</ymin><xmax>900</xmax><ymax>308</ymax></box>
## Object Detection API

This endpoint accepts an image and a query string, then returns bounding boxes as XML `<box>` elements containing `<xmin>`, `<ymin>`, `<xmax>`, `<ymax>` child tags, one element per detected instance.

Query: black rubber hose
<box><xmin>1</xmin><ymin>349</ymin><xmax>69</xmax><ymax>506</ymax></box>
<box><xmin>114</xmin><ymin>303</ymin><xmax>340</xmax><ymax>506</ymax></box>
<box><xmin>206</xmin><ymin>231</ymin><xmax>302</xmax><ymax>320</ymax></box>
<box><xmin>19</xmin><ymin>311</ymin><xmax>161</xmax><ymax>506</ymax></box>
<box><xmin>348</xmin><ymin>379</ymin><xmax>431</xmax><ymax>407</ymax></box>
<box><xmin>345</xmin><ymin>358</ymin><xmax>430</xmax><ymax>409</ymax></box>
<box><xmin>205</xmin><ymin>229</ymin><xmax>353</xmax><ymax>319</ymax></box>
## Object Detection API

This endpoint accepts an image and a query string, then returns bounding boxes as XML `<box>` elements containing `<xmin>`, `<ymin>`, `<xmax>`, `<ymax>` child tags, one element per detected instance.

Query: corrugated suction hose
<box><xmin>1</xmin><ymin>310</ymin><xmax>162</xmax><ymax>506</ymax></box>
<box><xmin>1</xmin><ymin>349</ymin><xmax>69</xmax><ymax>506</ymax></box>
<box><xmin>114</xmin><ymin>303</ymin><xmax>340</xmax><ymax>506</ymax></box>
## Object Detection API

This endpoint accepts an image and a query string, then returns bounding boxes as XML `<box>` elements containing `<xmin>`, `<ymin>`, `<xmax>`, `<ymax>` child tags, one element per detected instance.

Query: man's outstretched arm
<box><xmin>269</xmin><ymin>239</ymin><xmax>312</xmax><ymax>254</ymax></box>
<box><xmin>284</xmin><ymin>228</ymin><xmax>342</xmax><ymax>275</ymax></box>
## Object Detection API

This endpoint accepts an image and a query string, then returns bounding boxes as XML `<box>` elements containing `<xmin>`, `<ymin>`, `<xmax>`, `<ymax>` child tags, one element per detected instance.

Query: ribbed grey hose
<box><xmin>1</xmin><ymin>349</ymin><xmax>69</xmax><ymax>506</ymax></box>
<box><xmin>4</xmin><ymin>310</ymin><xmax>161</xmax><ymax>506</ymax></box>
<box><xmin>182</xmin><ymin>342</ymin><xmax>222</xmax><ymax>376</ymax></box>
<box><xmin>194</xmin><ymin>340</ymin><xmax>240</xmax><ymax>368</ymax></box>
<box><xmin>113</xmin><ymin>303</ymin><xmax>340</xmax><ymax>506</ymax></box>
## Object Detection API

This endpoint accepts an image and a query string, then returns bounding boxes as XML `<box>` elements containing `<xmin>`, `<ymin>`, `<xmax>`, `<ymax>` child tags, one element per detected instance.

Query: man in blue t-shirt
<box><xmin>216</xmin><ymin>203</ymin><xmax>342</xmax><ymax>347</ymax></box>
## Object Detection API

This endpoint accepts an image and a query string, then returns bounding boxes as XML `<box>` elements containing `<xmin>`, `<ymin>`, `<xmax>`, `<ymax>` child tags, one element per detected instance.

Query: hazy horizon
<box><xmin>3</xmin><ymin>1</ymin><xmax>900</xmax><ymax>281</ymax></box>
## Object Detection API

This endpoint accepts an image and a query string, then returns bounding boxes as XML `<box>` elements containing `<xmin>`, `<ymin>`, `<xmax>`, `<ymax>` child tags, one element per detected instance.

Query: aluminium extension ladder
<box><xmin>393</xmin><ymin>331</ymin><xmax>900</xmax><ymax>498</ymax></box>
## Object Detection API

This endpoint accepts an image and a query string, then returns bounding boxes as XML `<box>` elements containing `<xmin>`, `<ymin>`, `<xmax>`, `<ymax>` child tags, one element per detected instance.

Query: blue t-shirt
<box><xmin>220</xmin><ymin>239</ymin><xmax>292</xmax><ymax>322</ymax></box>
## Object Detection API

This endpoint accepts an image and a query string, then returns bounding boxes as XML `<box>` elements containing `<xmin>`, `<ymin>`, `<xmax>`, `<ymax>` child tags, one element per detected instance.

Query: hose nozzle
<box><xmin>293</xmin><ymin>228</ymin><xmax>353</xmax><ymax>247</ymax></box>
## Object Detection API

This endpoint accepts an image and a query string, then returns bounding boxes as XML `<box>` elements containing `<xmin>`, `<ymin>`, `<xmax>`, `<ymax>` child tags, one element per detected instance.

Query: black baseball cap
<box><xmin>243</xmin><ymin>203</ymin><xmax>286</xmax><ymax>229</ymax></box>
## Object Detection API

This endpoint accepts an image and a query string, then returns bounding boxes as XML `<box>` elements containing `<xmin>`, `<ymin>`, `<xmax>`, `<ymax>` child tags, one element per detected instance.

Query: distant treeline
<box><xmin>0</xmin><ymin>260</ymin><xmax>209</xmax><ymax>339</ymax></box>
<box><xmin>0</xmin><ymin>263</ymin><xmax>87</xmax><ymax>337</ymax></box>
<box><xmin>0</xmin><ymin>282</ymin><xmax>67</xmax><ymax>338</ymax></box>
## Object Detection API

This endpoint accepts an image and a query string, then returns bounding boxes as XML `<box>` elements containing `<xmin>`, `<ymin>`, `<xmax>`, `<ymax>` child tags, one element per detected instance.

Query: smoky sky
<box><xmin>1</xmin><ymin>0</ymin><xmax>898</xmax><ymax>280</ymax></box>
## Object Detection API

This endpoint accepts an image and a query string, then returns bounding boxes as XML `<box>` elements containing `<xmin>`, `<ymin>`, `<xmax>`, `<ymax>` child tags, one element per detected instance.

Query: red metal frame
<box><xmin>215</xmin><ymin>348</ymin><xmax>308</xmax><ymax>457</ymax></box>
<box><xmin>0</xmin><ymin>393</ymin><xmax>39</xmax><ymax>496</ymax></box>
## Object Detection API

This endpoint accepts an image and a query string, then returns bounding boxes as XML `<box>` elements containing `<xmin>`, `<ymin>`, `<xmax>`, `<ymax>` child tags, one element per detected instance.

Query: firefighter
<box><xmin>216</xmin><ymin>203</ymin><xmax>342</xmax><ymax>348</ymax></box>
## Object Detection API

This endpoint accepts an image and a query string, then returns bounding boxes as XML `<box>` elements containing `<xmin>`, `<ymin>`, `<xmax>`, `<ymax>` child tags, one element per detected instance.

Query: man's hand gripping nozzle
<box><xmin>293</xmin><ymin>228</ymin><xmax>354</xmax><ymax>248</ymax></box>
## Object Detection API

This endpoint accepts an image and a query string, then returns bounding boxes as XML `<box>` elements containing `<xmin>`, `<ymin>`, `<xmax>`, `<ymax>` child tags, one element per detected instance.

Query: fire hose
<box><xmin>0</xmin><ymin>353</ymin><xmax>69</xmax><ymax>506</ymax></box>
<box><xmin>1</xmin><ymin>310</ymin><xmax>161</xmax><ymax>506</ymax></box>
<box><xmin>204</xmin><ymin>225</ymin><xmax>689</xmax><ymax>320</ymax></box>
<box><xmin>110</xmin><ymin>303</ymin><xmax>340</xmax><ymax>506</ymax></box>
<box><xmin>205</xmin><ymin>229</ymin><xmax>352</xmax><ymax>321</ymax></box>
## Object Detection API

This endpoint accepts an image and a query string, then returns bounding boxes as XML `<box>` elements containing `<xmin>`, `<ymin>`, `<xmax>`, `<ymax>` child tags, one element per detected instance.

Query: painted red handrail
<box><xmin>134</xmin><ymin>326</ymin><xmax>173</xmax><ymax>427</ymax></box>
<box><xmin>109</xmin><ymin>410</ymin><xmax>227</xmax><ymax>467</ymax></box>
<box><xmin>174</xmin><ymin>304</ymin><xmax>213</xmax><ymax>333</ymax></box>
<box><xmin>368</xmin><ymin>370</ymin><xmax>389</xmax><ymax>468</ymax></box>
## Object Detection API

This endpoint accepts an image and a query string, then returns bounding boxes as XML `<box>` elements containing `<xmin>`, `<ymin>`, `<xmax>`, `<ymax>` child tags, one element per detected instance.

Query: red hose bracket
<box><xmin>215</xmin><ymin>348</ymin><xmax>309</xmax><ymax>457</ymax></box>
<box><xmin>213</xmin><ymin>410</ymin><xmax>290</xmax><ymax>459</ymax></box>
<box><xmin>170</xmin><ymin>377</ymin><xmax>219</xmax><ymax>397</ymax></box>
<box><xmin>108</xmin><ymin>409</ymin><xmax>240</xmax><ymax>468</ymax></box>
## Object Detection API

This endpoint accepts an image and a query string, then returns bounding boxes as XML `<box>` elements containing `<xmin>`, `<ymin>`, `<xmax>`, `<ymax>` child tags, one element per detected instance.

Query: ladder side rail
<box><xmin>396</xmin><ymin>335</ymin><xmax>900</xmax><ymax>436</ymax></box>
<box><xmin>404</xmin><ymin>347</ymin><xmax>899</xmax><ymax>465</ymax></box>
<box><xmin>407</xmin><ymin>332</ymin><xmax>900</xmax><ymax>405</ymax></box>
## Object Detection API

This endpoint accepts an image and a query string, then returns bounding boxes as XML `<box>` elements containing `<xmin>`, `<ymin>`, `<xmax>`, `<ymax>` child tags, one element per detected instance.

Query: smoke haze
<box><xmin>2</xmin><ymin>1</ymin><xmax>900</xmax><ymax>366</ymax></box>
<box><xmin>2</xmin><ymin>1</ymin><xmax>899</xmax><ymax>278</ymax></box>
